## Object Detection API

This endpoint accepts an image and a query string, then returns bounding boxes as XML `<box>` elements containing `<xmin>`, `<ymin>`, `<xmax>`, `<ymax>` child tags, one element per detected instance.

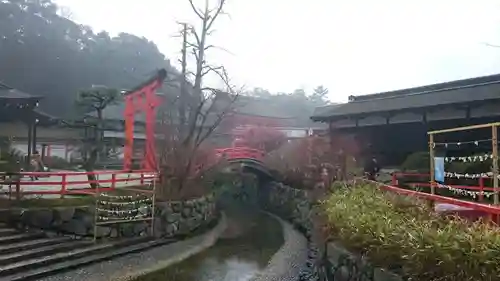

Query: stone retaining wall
<box><xmin>1</xmin><ymin>194</ymin><xmax>217</xmax><ymax>239</ymax></box>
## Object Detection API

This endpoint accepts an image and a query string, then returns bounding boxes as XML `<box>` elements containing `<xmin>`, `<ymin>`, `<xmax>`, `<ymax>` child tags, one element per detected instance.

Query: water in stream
<box><xmin>137</xmin><ymin>211</ymin><xmax>283</xmax><ymax>281</ymax></box>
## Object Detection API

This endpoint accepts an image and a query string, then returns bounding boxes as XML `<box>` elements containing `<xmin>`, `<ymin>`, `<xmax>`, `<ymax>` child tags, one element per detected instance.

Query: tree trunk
<box><xmin>83</xmin><ymin>148</ymin><xmax>98</xmax><ymax>189</ymax></box>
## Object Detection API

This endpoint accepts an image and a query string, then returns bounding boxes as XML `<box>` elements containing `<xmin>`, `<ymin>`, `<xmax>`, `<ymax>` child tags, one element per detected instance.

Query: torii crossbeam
<box><xmin>123</xmin><ymin>69</ymin><xmax>167</xmax><ymax>171</ymax></box>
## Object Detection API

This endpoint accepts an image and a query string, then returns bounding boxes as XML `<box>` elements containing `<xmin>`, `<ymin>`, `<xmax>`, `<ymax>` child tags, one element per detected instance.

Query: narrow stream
<box><xmin>137</xmin><ymin>210</ymin><xmax>283</xmax><ymax>281</ymax></box>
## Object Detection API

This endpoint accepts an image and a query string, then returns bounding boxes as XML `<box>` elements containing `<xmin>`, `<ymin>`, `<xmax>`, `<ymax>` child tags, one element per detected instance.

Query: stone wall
<box><xmin>2</xmin><ymin>194</ymin><xmax>217</xmax><ymax>239</ymax></box>
<box><xmin>325</xmin><ymin>243</ymin><xmax>403</xmax><ymax>281</ymax></box>
<box><xmin>260</xmin><ymin>182</ymin><xmax>405</xmax><ymax>281</ymax></box>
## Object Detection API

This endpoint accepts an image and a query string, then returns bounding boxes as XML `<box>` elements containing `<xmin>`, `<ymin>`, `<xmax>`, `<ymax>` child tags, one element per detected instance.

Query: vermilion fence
<box><xmin>0</xmin><ymin>146</ymin><xmax>264</xmax><ymax>199</ymax></box>
<box><xmin>0</xmin><ymin>170</ymin><xmax>157</xmax><ymax>198</ymax></box>
<box><xmin>215</xmin><ymin>147</ymin><xmax>265</xmax><ymax>161</ymax></box>
<box><xmin>384</xmin><ymin>172</ymin><xmax>500</xmax><ymax>223</ymax></box>
<box><xmin>391</xmin><ymin>172</ymin><xmax>492</xmax><ymax>202</ymax></box>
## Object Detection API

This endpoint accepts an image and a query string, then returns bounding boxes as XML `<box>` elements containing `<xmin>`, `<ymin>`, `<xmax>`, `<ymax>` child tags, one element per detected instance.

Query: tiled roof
<box><xmin>0</xmin><ymin>82</ymin><xmax>42</xmax><ymax>99</ymax></box>
<box><xmin>311</xmin><ymin>73</ymin><xmax>500</xmax><ymax>121</ymax></box>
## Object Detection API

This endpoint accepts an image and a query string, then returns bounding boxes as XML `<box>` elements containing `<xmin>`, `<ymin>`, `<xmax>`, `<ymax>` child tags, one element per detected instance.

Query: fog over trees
<box><xmin>0</xmin><ymin>0</ymin><xmax>330</xmax><ymax>119</ymax></box>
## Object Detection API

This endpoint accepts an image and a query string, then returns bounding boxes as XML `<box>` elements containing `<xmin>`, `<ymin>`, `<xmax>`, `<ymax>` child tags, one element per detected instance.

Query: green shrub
<box><xmin>401</xmin><ymin>151</ymin><xmax>429</xmax><ymax>172</ymax></box>
<box><xmin>45</xmin><ymin>156</ymin><xmax>74</xmax><ymax>170</ymax></box>
<box><xmin>323</xmin><ymin>183</ymin><xmax>500</xmax><ymax>281</ymax></box>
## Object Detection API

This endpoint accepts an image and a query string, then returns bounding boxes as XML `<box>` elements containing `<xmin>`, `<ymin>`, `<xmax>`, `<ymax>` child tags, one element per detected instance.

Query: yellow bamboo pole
<box><xmin>429</xmin><ymin>134</ymin><xmax>435</xmax><ymax>195</ymax></box>
<box><xmin>93</xmin><ymin>187</ymin><xmax>100</xmax><ymax>243</ymax></box>
<box><xmin>492</xmin><ymin>125</ymin><xmax>499</xmax><ymax>205</ymax></box>
<box><xmin>428</xmin><ymin>122</ymin><xmax>500</xmax><ymax>135</ymax></box>
<box><xmin>150</xmin><ymin>175</ymin><xmax>157</xmax><ymax>237</ymax></box>
<box><xmin>95</xmin><ymin>217</ymin><xmax>153</xmax><ymax>225</ymax></box>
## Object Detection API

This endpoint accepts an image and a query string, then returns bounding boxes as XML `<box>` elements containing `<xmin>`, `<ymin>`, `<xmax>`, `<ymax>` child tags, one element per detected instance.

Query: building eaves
<box><xmin>311</xmin><ymin>76</ymin><xmax>500</xmax><ymax>121</ymax></box>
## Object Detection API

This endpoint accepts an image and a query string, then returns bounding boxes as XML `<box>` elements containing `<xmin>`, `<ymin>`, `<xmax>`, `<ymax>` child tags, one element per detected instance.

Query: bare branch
<box><xmin>484</xmin><ymin>42</ymin><xmax>500</xmax><ymax>48</ymax></box>
<box><xmin>188</xmin><ymin>0</ymin><xmax>205</xmax><ymax>20</ymax></box>
<box><xmin>206</xmin><ymin>0</ymin><xmax>226</xmax><ymax>31</ymax></box>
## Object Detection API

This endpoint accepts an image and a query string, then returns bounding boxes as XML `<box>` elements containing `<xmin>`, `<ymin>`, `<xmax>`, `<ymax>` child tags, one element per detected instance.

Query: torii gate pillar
<box><xmin>123</xmin><ymin>69</ymin><xmax>167</xmax><ymax>171</ymax></box>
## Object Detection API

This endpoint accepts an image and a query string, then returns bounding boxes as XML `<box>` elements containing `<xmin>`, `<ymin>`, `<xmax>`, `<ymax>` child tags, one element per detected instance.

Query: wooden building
<box><xmin>311</xmin><ymin>74</ymin><xmax>500</xmax><ymax>165</ymax></box>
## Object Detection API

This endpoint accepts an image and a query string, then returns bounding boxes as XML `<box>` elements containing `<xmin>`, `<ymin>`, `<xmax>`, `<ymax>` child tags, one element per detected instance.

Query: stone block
<box><xmin>120</xmin><ymin>223</ymin><xmax>136</xmax><ymax>237</ymax></box>
<box><xmin>181</xmin><ymin>207</ymin><xmax>192</xmax><ymax>218</ymax></box>
<box><xmin>60</xmin><ymin>219</ymin><xmax>89</xmax><ymax>236</ymax></box>
<box><xmin>184</xmin><ymin>200</ymin><xmax>194</xmax><ymax>207</ymax></box>
<box><xmin>165</xmin><ymin>222</ymin><xmax>178</xmax><ymax>236</ymax></box>
<box><xmin>166</xmin><ymin>213</ymin><xmax>181</xmax><ymax>223</ymax></box>
<box><xmin>178</xmin><ymin>218</ymin><xmax>190</xmax><ymax>233</ymax></box>
<box><xmin>73</xmin><ymin>208</ymin><xmax>94</xmax><ymax>226</ymax></box>
<box><xmin>23</xmin><ymin>209</ymin><xmax>53</xmax><ymax>228</ymax></box>
<box><xmin>170</xmin><ymin>201</ymin><xmax>182</xmax><ymax>212</ymax></box>
<box><xmin>92</xmin><ymin>226</ymin><xmax>112</xmax><ymax>237</ymax></box>
<box><xmin>53</xmin><ymin>207</ymin><xmax>75</xmax><ymax>222</ymax></box>
<box><xmin>152</xmin><ymin>218</ymin><xmax>165</xmax><ymax>237</ymax></box>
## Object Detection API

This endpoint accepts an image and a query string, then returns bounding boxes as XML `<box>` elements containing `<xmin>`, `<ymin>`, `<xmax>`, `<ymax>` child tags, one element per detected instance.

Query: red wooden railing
<box><xmin>376</xmin><ymin>181</ymin><xmax>500</xmax><ymax>213</ymax></box>
<box><xmin>0</xmin><ymin>147</ymin><xmax>264</xmax><ymax>199</ymax></box>
<box><xmin>0</xmin><ymin>170</ymin><xmax>157</xmax><ymax>198</ymax></box>
<box><xmin>215</xmin><ymin>147</ymin><xmax>265</xmax><ymax>162</ymax></box>
<box><xmin>391</xmin><ymin>172</ymin><xmax>491</xmax><ymax>202</ymax></box>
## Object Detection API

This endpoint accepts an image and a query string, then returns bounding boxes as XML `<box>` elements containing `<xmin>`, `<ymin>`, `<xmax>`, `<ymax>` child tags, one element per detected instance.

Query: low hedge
<box><xmin>323</xmin><ymin>183</ymin><xmax>500</xmax><ymax>281</ymax></box>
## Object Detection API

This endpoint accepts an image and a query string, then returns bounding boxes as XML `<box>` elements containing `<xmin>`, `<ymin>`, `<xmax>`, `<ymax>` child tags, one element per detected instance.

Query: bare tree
<box><xmin>158</xmin><ymin>0</ymin><xmax>240</xmax><ymax>199</ymax></box>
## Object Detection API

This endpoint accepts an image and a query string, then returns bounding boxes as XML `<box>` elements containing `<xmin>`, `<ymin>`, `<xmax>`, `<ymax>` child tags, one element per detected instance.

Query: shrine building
<box><xmin>311</xmin><ymin>73</ymin><xmax>500</xmax><ymax>165</ymax></box>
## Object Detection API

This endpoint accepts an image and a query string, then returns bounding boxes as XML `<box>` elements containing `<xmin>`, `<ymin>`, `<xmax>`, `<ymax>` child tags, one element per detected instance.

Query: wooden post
<box><xmin>492</xmin><ymin>125</ymin><xmax>499</xmax><ymax>205</ymax></box>
<box><xmin>93</xmin><ymin>185</ymin><xmax>100</xmax><ymax>243</ymax></box>
<box><xmin>429</xmin><ymin>133</ymin><xmax>435</xmax><ymax>195</ymax></box>
<box><xmin>479</xmin><ymin>177</ymin><xmax>485</xmax><ymax>202</ymax></box>
<box><xmin>60</xmin><ymin>174</ymin><xmax>67</xmax><ymax>199</ymax></box>
<box><xmin>150</xmin><ymin>176</ymin><xmax>156</xmax><ymax>237</ymax></box>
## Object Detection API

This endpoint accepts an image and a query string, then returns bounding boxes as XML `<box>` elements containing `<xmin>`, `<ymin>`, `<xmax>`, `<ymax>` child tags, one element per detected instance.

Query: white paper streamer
<box><xmin>445</xmin><ymin>154</ymin><xmax>493</xmax><ymax>163</ymax></box>
<box><xmin>437</xmin><ymin>183</ymin><xmax>494</xmax><ymax>199</ymax></box>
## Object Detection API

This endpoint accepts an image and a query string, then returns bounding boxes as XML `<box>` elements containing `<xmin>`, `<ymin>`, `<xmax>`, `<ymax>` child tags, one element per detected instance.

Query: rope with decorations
<box><xmin>98</xmin><ymin>197</ymin><xmax>152</xmax><ymax>206</ymax></box>
<box><xmin>444</xmin><ymin>172</ymin><xmax>494</xmax><ymax>179</ymax></box>
<box><xmin>445</xmin><ymin>154</ymin><xmax>492</xmax><ymax>163</ymax></box>
<box><xmin>437</xmin><ymin>183</ymin><xmax>495</xmax><ymax>199</ymax></box>
<box><xmin>98</xmin><ymin>213</ymin><xmax>151</xmax><ymax>221</ymax></box>
<box><xmin>433</xmin><ymin>139</ymin><xmax>492</xmax><ymax>148</ymax></box>
<box><xmin>96</xmin><ymin>205</ymin><xmax>151</xmax><ymax>215</ymax></box>
<box><xmin>96</xmin><ymin>193</ymin><xmax>154</xmax><ymax>222</ymax></box>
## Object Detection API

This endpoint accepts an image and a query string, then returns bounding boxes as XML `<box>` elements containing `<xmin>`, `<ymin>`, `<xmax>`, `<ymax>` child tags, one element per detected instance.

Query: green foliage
<box><xmin>75</xmin><ymin>88</ymin><xmax>120</xmax><ymax>115</ymax></box>
<box><xmin>45</xmin><ymin>156</ymin><xmax>73</xmax><ymax>170</ymax></box>
<box><xmin>0</xmin><ymin>138</ymin><xmax>23</xmax><ymax>172</ymax></box>
<box><xmin>323</xmin><ymin>183</ymin><xmax>500</xmax><ymax>281</ymax></box>
<box><xmin>401</xmin><ymin>151</ymin><xmax>430</xmax><ymax>172</ymax></box>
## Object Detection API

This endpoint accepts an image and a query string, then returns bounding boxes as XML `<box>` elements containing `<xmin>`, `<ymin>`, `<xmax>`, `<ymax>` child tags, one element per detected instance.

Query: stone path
<box><xmin>0</xmin><ymin>171</ymin><xmax>155</xmax><ymax>198</ymax></box>
<box><xmin>39</xmin><ymin>213</ymin><xmax>227</xmax><ymax>281</ymax></box>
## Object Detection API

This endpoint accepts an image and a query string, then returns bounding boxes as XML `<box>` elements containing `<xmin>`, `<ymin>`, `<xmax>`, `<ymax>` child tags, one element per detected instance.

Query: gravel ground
<box><xmin>249</xmin><ymin>213</ymin><xmax>308</xmax><ymax>281</ymax></box>
<box><xmin>39</xmin><ymin>213</ymin><xmax>227</xmax><ymax>281</ymax></box>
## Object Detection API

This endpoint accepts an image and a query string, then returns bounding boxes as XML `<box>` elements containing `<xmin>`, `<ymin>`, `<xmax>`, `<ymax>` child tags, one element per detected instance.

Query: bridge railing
<box><xmin>215</xmin><ymin>147</ymin><xmax>265</xmax><ymax>161</ymax></box>
<box><xmin>0</xmin><ymin>170</ymin><xmax>157</xmax><ymax>198</ymax></box>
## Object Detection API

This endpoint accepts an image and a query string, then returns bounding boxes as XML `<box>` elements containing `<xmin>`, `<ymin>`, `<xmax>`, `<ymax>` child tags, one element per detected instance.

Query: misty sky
<box><xmin>55</xmin><ymin>0</ymin><xmax>500</xmax><ymax>103</ymax></box>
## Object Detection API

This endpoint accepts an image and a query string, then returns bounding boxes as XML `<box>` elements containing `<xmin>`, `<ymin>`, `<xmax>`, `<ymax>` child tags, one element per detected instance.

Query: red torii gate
<box><xmin>123</xmin><ymin>69</ymin><xmax>167</xmax><ymax>171</ymax></box>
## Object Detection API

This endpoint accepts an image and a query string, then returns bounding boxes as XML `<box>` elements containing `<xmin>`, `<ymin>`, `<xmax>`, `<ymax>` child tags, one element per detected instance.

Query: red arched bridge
<box><xmin>215</xmin><ymin>147</ymin><xmax>273</xmax><ymax>178</ymax></box>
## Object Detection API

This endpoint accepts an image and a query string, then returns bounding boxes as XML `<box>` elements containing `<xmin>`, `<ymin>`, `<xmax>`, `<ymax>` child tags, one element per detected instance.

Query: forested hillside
<box><xmin>0</xmin><ymin>0</ymin><xmax>175</xmax><ymax>117</ymax></box>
